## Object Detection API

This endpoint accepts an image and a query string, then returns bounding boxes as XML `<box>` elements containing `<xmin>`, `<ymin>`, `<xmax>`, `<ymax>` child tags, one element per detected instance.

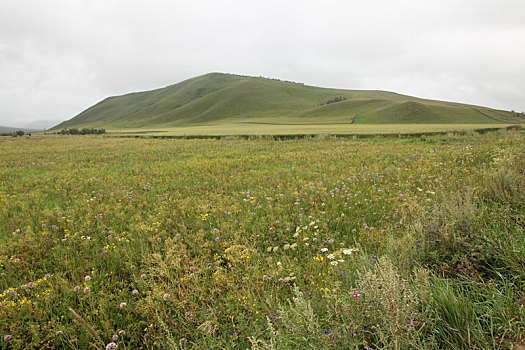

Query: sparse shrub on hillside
<box><xmin>319</xmin><ymin>96</ymin><xmax>348</xmax><ymax>106</ymax></box>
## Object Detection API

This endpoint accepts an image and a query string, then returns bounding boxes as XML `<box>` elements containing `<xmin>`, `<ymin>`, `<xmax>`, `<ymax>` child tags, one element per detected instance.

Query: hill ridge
<box><xmin>52</xmin><ymin>73</ymin><xmax>516</xmax><ymax>130</ymax></box>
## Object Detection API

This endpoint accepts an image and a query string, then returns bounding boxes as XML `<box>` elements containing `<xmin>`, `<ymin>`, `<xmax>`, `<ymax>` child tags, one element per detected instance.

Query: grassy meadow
<box><xmin>1</xmin><ymin>130</ymin><xmax>524</xmax><ymax>349</ymax></box>
<box><xmin>107</xmin><ymin>123</ymin><xmax>513</xmax><ymax>137</ymax></box>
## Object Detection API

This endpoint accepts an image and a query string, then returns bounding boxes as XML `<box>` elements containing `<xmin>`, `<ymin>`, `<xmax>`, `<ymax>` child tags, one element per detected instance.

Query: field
<box><xmin>1</xmin><ymin>130</ymin><xmax>524</xmax><ymax>349</ymax></box>
<box><xmin>107</xmin><ymin>123</ymin><xmax>513</xmax><ymax>137</ymax></box>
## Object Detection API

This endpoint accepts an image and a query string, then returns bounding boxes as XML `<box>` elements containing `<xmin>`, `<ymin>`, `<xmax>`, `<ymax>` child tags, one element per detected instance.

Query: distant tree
<box><xmin>58</xmin><ymin>128</ymin><xmax>105</xmax><ymax>135</ymax></box>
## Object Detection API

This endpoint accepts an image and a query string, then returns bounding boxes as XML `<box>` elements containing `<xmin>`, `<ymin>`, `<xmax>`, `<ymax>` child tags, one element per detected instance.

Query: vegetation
<box><xmin>0</xmin><ymin>130</ymin><xmax>26</xmax><ymax>137</ymax></box>
<box><xmin>56</xmin><ymin>128</ymin><xmax>105</xmax><ymax>135</ymax></box>
<box><xmin>51</xmin><ymin>73</ymin><xmax>517</xmax><ymax>131</ymax></box>
<box><xmin>319</xmin><ymin>96</ymin><xmax>348</xmax><ymax>106</ymax></box>
<box><xmin>1</xmin><ymin>130</ymin><xmax>524</xmax><ymax>349</ymax></box>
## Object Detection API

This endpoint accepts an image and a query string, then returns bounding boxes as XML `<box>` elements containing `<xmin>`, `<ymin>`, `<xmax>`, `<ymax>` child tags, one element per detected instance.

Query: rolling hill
<box><xmin>52</xmin><ymin>73</ymin><xmax>516</xmax><ymax>130</ymax></box>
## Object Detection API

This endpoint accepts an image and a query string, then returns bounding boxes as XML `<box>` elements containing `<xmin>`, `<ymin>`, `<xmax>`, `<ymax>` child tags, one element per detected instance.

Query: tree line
<box><xmin>57</xmin><ymin>128</ymin><xmax>106</xmax><ymax>135</ymax></box>
<box><xmin>319</xmin><ymin>96</ymin><xmax>348</xmax><ymax>106</ymax></box>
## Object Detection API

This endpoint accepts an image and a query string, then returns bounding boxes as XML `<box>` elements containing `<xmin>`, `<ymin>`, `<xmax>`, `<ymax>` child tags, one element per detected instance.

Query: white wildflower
<box><xmin>343</xmin><ymin>249</ymin><xmax>353</xmax><ymax>255</ymax></box>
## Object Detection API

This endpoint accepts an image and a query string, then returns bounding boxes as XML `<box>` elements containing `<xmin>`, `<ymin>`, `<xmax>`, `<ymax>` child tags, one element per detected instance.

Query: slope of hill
<box><xmin>52</xmin><ymin>73</ymin><xmax>516</xmax><ymax>130</ymax></box>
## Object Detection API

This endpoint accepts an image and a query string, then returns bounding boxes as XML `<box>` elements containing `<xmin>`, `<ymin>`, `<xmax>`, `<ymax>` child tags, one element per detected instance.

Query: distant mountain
<box><xmin>0</xmin><ymin>125</ymin><xmax>39</xmax><ymax>133</ymax></box>
<box><xmin>24</xmin><ymin>119</ymin><xmax>64</xmax><ymax>130</ymax></box>
<box><xmin>52</xmin><ymin>73</ymin><xmax>516</xmax><ymax>130</ymax></box>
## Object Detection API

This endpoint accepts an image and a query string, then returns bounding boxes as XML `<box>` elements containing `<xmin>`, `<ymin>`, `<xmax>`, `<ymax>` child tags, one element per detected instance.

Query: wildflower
<box><xmin>215</xmin><ymin>237</ymin><xmax>220</xmax><ymax>242</ymax></box>
<box><xmin>163</xmin><ymin>293</ymin><xmax>170</xmax><ymax>301</ymax></box>
<box><xmin>140</xmin><ymin>274</ymin><xmax>147</xmax><ymax>279</ymax></box>
<box><xmin>132</xmin><ymin>289</ymin><xmax>139</xmax><ymax>295</ymax></box>
<box><xmin>74</xmin><ymin>286</ymin><xmax>80</xmax><ymax>292</ymax></box>
<box><xmin>4</xmin><ymin>335</ymin><xmax>12</xmax><ymax>341</ymax></box>
<box><xmin>85</xmin><ymin>276</ymin><xmax>91</xmax><ymax>281</ymax></box>
<box><xmin>327</xmin><ymin>254</ymin><xmax>335</xmax><ymax>259</ymax></box>
<box><xmin>330</xmin><ymin>261</ymin><xmax>338</xmax><ymax>266</ymax></box>
<box><xmin>44</xmin><ymin>274</ymin><xmax>51</xmax><ymax>279</ymax></box>
<box><xmin>321</xmin><ymin>248</ymin><xmax>328</xmax><ymax>252</ymax></box>
<box><xmin>118</xmin><ymin>330</ymin><xmax>126</xmax><ymax>336</ymax></box>
<box><xmin>27</xmin><ymin>282</ymin><xmax>34</xmax><ymax>288</ymax></box>
<box><xmin>119</xmin><ymin>302</ymin><xmax>126</xmax><ymax>308</ymax></box>
<box><xmin>55</xmin><ymin>330</ymin><xmax>63</xmax><ymax>336</ymax></box>
<box><xmin>106</xmin><ymin>342</ymin><xmax>117</xmax><ymax>349</ymax></box>
<box><xmin>130</xmin><ymin>265</ymin><xmax>136</xmax><ymax>269</ymax></box>
<box><xmin>343</xmin><ymin>249</ymin><xmax>353</xmax><ymax>255</ymax></box>
<box><xmin>83</xmin><ymin>287</ymin><xmax>90</xmax><ymax>294</ymax></box>
<box><xmin>112</xmin><ymin>334</ymin><xmax>118</xmax><ymax>341</ymax></box>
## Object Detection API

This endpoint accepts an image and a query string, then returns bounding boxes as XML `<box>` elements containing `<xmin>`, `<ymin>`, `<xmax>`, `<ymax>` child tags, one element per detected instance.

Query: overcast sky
<box><xmin>1</xmin><ymin>0</ymin><xmax>524</xmax><ymax>127</ymax></box>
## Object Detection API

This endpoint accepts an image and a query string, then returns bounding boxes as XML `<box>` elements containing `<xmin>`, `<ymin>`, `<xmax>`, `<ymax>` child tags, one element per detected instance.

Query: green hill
<box><xmin>53</xmin><ymin>73</ymin><xmax>516</xmax><ymax>130</ymax></box>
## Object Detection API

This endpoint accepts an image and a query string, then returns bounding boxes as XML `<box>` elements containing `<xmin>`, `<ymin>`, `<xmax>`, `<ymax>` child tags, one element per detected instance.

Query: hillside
<box><xmin>53</xmin><ymin>73</ymin><xmax>515</xmax><ymax>130</ymax></box>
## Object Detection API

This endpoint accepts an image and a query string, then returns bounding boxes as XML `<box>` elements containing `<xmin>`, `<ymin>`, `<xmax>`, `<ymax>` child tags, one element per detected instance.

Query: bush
<box><xmin>58</xmin><ymin>128</ymin><xmax>105</xmax><ymax>135</ymax></box>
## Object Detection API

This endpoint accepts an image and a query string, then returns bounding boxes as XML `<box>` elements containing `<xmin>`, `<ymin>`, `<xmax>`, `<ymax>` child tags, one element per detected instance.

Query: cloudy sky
<box><xmin>1</xmin><ymin>0</ymin><xmax>524</xmax><ymax>128</ymax></box>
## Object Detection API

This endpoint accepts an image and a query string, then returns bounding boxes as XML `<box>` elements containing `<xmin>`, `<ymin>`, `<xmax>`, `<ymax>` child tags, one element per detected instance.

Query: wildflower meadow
<box><xmin>1</xmin><ymin>129</ymin><xmax>524</xmax><ymax>349</ymax></box>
